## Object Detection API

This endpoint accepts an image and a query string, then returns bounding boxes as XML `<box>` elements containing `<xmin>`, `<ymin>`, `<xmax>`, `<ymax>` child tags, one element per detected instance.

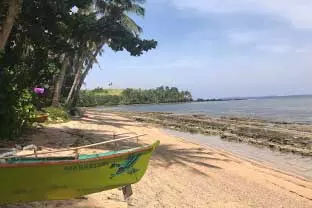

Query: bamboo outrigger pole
<box><xmin>0</xmin><ymin>134</ymin><xmax>146</xmax><ymax>159</ymax></box>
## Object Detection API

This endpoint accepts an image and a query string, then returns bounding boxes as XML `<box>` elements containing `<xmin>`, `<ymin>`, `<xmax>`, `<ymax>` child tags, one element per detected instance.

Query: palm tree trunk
<box><xmin>70</xmin><ymin>67</ymin><xmax>89</xmax><ymax>107</ymax></box>
<box><xmin>67</xmin><ymin>44</ymin><xmax>103</xmax><ymax>107</ymax></box>
<box><xmin>52</xmin><ymin>55</ymin><xmax>69</xmax><ymax>107</ymax></box>
<box><xmin>65</xmin><ymin>61</ymin><xmax>82</xmax><ymax>106</ymax></box>
<box><xmin>0</xmin><ymin>0</ymin><xmax>21</xmax><ymax>49</ymax></box>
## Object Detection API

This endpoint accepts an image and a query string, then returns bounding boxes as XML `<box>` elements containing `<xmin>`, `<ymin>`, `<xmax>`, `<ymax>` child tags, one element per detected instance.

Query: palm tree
<box><xmin>63</xmin><ymin>0</ymin><xmax>147</xmax><ymax>107</ymax></box>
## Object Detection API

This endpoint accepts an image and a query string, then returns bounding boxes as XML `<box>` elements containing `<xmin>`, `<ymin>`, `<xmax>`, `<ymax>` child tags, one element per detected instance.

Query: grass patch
<box><xmin>90</xmin><ymin>88</ymin><xmax>123</xmax><ymax>96</ymax></box>
<box><xmin>42</xmin><ymin>107</ymin><xmax>70</xmax><ymax>123</ymax></box>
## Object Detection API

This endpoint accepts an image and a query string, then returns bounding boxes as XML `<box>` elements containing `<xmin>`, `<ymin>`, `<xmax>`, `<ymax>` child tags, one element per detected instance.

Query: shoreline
<box><xmin>1</xmin><ymin>110</ymin><xmax>312</xmax><ymax>207</ymax></box>
<box><xmin>162</xmin><ymin>128</ymin><xmax>312</xmax><ymax>181</ymax></box>
<box><xmin>110</xmin><ymin>111</ymin><xmax>312</xmax><ymax>157</ymax></box>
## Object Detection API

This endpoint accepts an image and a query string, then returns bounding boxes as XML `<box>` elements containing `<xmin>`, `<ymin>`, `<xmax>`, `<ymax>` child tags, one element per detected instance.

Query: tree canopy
<box><xmin>0</xmin><ymin>0</ymin><xmax>157</xmax><ymax>138</ymax></box>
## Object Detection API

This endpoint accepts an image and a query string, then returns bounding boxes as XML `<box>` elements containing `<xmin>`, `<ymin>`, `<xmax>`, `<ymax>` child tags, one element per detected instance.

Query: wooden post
<box><xmin>122</xmin><ymin>185</ymin><xmax>133</xmax><ymax>200</ymax></box>
<box><xmin>74</xmin><ymin>149</ymin><xmax>79</xmax><ymax>159</ymax></box>
<box><xmin>34</xmin><ymin>149</ymin><xmax>37</xmax><ymax>158</ymax></box>
<box><xmin>113</xmin><ymin>132</ymin><xmax>117</xmax><ymax>150</ymax></box>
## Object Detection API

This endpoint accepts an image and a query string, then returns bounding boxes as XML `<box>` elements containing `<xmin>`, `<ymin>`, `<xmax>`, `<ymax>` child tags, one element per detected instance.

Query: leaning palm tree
<box><xmin>94</xmin><ymin>0</ymin><xmax>145</xmax><ymax>35</ymax></box>
<box><xmin>62</xmin><ymin>0</ymin><xmax>148</xmax><ymax>107</ymax></box>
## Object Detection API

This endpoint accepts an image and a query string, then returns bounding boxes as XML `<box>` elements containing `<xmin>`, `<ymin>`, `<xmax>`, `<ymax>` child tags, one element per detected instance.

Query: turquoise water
<box><xmin>101</xmin><ymin>95</ymin><xmax>312</xmax><ymax>123</ymax></box>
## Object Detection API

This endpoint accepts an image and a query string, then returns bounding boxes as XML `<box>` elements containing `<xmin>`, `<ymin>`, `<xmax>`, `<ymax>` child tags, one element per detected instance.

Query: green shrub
<box><xmin>0</xmin><ymin>67</ymin><xmax>35</xmax><ymax>138</ymax></box>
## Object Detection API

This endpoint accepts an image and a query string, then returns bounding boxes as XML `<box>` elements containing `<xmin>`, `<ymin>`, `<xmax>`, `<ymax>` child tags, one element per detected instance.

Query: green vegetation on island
<box><xmin>77</xmin><ymin>87</ymin><xmax>193</xmax><ymax>107</ymax></box>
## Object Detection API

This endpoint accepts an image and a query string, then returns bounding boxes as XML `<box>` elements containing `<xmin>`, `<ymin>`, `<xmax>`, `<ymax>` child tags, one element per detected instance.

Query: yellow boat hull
<box><xmin>0</xmin><ymin>141</ymin><xmax>159</xmax><ymax>204</ymax></box>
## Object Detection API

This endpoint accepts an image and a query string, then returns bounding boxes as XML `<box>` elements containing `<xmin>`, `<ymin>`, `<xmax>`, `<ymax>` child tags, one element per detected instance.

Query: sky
<box><xmin>85</xmin><ymin>0</ymin><xmax>312</xmax><ymax>98</ymax></box>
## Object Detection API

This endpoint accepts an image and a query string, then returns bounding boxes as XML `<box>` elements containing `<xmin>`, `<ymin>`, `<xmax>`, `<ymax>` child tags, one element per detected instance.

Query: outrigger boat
<box><xmin>0</xmin><ymin>134</ymin><xmax>159</xmax><ymax>204</ymax></box>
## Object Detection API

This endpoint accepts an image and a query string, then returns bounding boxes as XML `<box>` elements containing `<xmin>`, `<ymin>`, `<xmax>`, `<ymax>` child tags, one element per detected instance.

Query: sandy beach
<box><xmin>1</xmin><ymin>110</ymin><xmax>312</xmax><ymax>208</ymax></box>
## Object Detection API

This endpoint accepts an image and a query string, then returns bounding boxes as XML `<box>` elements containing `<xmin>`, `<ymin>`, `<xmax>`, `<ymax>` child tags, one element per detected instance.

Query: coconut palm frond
<box><xmin>121</xmin><ymin>15</ymin><xmax>142</xmax><ymax>35</ymax></box>
<box><xmin>126</xmin><ymin>3</ymin><xmax>145</xmax><ymax>17</ymax></box>
<box><xmin>132</xmin><ymin>0</ymin><xmax>146</xmax><ymax>5</ymax></box>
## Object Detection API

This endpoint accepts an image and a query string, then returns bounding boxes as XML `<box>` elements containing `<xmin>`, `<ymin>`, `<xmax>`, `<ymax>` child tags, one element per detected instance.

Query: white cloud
<box><xmin>227</xmin><ymin>30</ymin><xmax>260</xmax><ymax>44</ymax></box>
<box><xmin>256</xmin><ymin>45</ymin><xmax>291</xmax><ymax>53</ymax></box>
<box><xmin>168</xmin><ymin>0</ymin><xmax>312</xmax><ymax>28</ymax></box>
<box><xmin>225</xmin><ymin>29</ymin><xmax>312</xmax><ymax>54</ymax></box>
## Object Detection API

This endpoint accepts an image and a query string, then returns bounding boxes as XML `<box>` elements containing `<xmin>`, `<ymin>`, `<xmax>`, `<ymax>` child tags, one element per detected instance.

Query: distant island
<box><xmin>78</xmin><ymin>86</ymin><xmax>193</xmax><ymax>107</ymax></box>
<box><xmin>195</xmin><ymin>98</ymin><xmax>246</xmax><ymax>102</ymax></box>
<box><xmin>78</xmin><ymin>87</ymin><xmax>312</xmax><ymax>107</ymax></box>
<box><xmin>195</xmin><ymin>94</ymin><xmax>312</xmax><ymax>102</ymax></box>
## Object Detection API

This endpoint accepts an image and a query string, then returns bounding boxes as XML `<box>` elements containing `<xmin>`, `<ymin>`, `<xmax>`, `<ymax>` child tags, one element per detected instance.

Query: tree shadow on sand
<box><xmin>151</xmin><ymin>144</ymin><xmax>232</xmax><ymax>176</ymax></box>
<box><xmin>26</xmin><ymin>126</ymin><xmax>143</xmax><ymax>152</ymax></box>
<box><xmin>80</xmin><ymin>114</ymin><xmax>144</xmax><ymax>129</ymax></box>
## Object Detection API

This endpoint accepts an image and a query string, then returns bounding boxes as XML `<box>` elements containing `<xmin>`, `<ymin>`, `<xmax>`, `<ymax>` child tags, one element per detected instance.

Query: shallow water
<box><xmin>103</xmin><ymin>95</ymin><xmax>312</xmax><ymax>123</ymax></box>
<box><xmin>163</xmin><ymin>128</ymin><xmax>312</xmax><ymax>180</ymax></box>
